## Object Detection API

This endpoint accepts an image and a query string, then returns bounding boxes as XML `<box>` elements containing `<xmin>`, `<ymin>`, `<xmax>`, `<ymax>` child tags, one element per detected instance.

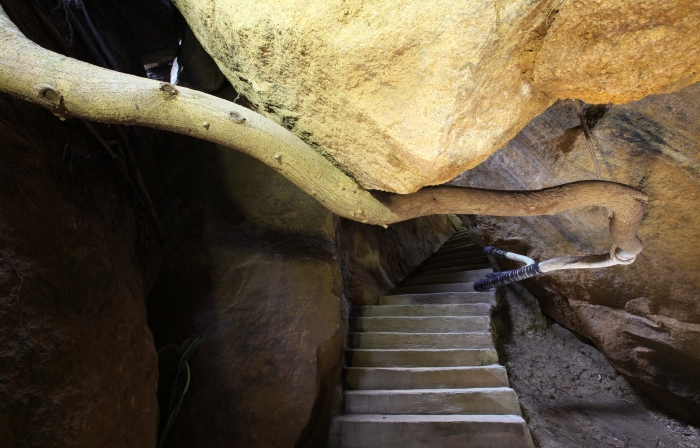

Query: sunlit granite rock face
<box><xmin>173</xmin><ymin>0</ymin><xmax>699</xmax><ymax>193</ymax></box>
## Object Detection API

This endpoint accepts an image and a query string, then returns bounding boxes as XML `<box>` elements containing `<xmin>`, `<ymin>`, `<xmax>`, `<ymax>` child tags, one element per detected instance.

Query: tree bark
<box><xmin>0</xmin><ymin>5</ymin><xmax>647</xmax><ymax>260</ymax></box>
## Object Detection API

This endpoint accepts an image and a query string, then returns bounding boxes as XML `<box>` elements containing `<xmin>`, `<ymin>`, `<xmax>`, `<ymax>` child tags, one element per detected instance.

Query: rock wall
<box><xmin>147</xmin><ymin>102</ymin><xmax>452</xmax><ymax>446</ymax></box>
<box><xmin>173</xmin><ymin>0</ymin><xmax>700</xmax><ymax>193</ymax></box>
<box><xmin>452</xmin><ymin>82</ymin><xmax>700</xmax><ymax>423</ymax></box>
<box><xmin>338</xmin><ymin>216</ymin><xmax>455</xmax><ymax>306</ymax></box>
<box><xmin>492</xmin><ymin>284</ymin><xmax>699</xmax><ymax>448</ymax></box>
<box><xmin>0</xmin><ymin>1</ymin><xmax>164</xmax><ymax>446</ymax></box>
<box><xmin>0</xmin><ymin>91</ymin><xmax>159</xmax><ymax>448</ymax></box>
<box><xmin>147</xmin><ymin>134</ymin><xmax>345</xmax><ymax>448</ymax></box>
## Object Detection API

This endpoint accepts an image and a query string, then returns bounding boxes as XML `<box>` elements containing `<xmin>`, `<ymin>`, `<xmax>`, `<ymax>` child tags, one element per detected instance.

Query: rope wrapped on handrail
<box><xmin>474</xmin><ymin>263</ymin><xmax>544</xmax><ymax>291</ymax></box>
<box><xmin>475</xmin><ymin>241</ymin><xmax>643</xmax><ymax>291</ymax></box>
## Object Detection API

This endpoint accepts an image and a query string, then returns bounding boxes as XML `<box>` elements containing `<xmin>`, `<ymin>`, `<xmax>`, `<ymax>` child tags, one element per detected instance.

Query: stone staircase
<box><xmin>329</xmin><ymin>229</ymin><xmax>534</xmax><ymax>447</ymax></box>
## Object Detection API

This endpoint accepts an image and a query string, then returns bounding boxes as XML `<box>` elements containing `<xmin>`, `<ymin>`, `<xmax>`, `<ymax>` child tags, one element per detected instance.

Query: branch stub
<box><xmin>160</xmin><ymin>83</ymin><xmax>178</xmax><ymax>99</ymax></box>
<box><xmin>230</xmin><ymin>111</ymin><xmax>246</xmax><ymax>123</ymax></box>
<box><xmin>36</xmin><ymin>84</ymin><xmax>62</xmax><ymax>108</ymax></box>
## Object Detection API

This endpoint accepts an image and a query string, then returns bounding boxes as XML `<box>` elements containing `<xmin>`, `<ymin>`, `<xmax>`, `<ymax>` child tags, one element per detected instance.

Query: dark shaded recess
<box><xmin>2</xmin><ymin>0</ymin><xmax>148</xmax><ymax>76</ymax></box>
<box><xmin>0</xmin><ymin>1</ymin><xmax>236</xmax><ymax>446</ymax></box>
<box><xmin>145</xmin><ymin>140</ymin><xmax>345</xmax><ymax>447</ymax></box>
<box><xmin>0</xmin><ymin>0</ymin><xmax>63</xmax><ymax>53</ymax></box>
<box><xmin>0</xmin><ymin>0</ymin><xmax>170</xmax><ymax>446</ymax></box>
<box><xmin>176</xmin><ymin>25</ymin><xmax>228</xmax><ymax>93</ymax></box>
<box><xmin>75</xmin><ymin>0</ymin><xmax>147</xmax><ymax>76</ymax></box>
<box><xmin>553</xmin><ymin>102</ymin><xmax>609</xmax><ymax>156</ymax></box>
<box><xmin>581</xmin><ymin>102</ymin><xmax>611</xmax><ymax>130</ymax></box>
<box><xmin>0</xmin><ymin>82</ymin><xmax>158</xmax><ymax>448</ymax></box>
<box><xmin>118</xmin><ymin>0</ymin><xmax>181</xmax><ymax>66</ymax></box>
<box><xmin>146</xmin><ymin>135</ymin><xmax>230</xmax><ymax>351</ymax></box>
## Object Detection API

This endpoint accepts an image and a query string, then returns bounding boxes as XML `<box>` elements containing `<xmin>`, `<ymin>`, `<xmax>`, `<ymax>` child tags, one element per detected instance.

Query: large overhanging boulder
<box><xmin>0</xmin><ymin>1</ymin><xmax>658</xmax><ymax>272</ymax></box>
<box><xmin>173</xmin><ymin>0</ymin><xmax>700</xmax><ymax>193</ymax></box>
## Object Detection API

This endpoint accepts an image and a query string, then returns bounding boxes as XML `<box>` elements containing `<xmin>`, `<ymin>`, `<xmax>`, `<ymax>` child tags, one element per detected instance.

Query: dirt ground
<box><xmin>493</xmin><ymin>284</ymin><xmax>700</xmax><ymax>448</ymax></box>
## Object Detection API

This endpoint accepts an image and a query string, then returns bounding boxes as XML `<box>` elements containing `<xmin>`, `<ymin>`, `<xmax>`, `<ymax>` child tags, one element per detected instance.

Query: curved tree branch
<box><xmin>376</xmin><ymin>181</ymin><xmax>647</xmax><ymax>260</ymax></box>
<box><xmin>0</xmin><ymin>6</ymin><xmax>648</xmax><ymax>262</ymax></box>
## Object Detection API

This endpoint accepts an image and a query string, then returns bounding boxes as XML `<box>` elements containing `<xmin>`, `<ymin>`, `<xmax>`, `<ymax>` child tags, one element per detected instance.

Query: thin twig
<box><xmin>17</xmin><ymin>183</ymin><xmax>37</xmax><ymax>209</ymax></box>
<box><xmin>116</xmin><ymin>126</ymin><xmax>164</xmax><ymax>240</ymax></box>
<box><xmin>48</xmin><ymin>0</ymin><xmax>74</xmax><ymax>44</ymax></box>
<box><xmin>62</xmin><ymin>142</ymin><xmax>73</xmax><ymax>173</ymax></box>
<box><xmin>30</xmin><ymin>0</ymin><xmax>74</xmax><ymax>56</ymax></box>
<box><xmin>80</xmin><ymin>119</ymin><xmax>132</xmax><ymax>176</ymax></box>
<box><xmin>72</xmin><ymin>0</ymin><xmax>118</xmax><ymax>69</ymax></box>
<box><xmin>65</xmin><ymin>6</ymin><xmax>107</xmax><ymax>68</ymax></box>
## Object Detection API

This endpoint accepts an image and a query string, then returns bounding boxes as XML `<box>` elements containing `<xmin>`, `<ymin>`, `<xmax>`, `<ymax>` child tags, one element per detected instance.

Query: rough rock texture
<box><xmin>147</xmin><ymin>109</ymin><xmax>457</xmax><ymax>446</ymax></box>
<box><xmin>338</xmin><ymin>216</ymin><xmax>455</xmax><ymax>306</ymax></box>
<box><xmin>533</xmin><ymin>0</ymin><xmax>700</xmax><ymax>104</ymax></box>
<box><xmin>492</xmin><ymin>283</ymin><xmax>700</xmax><ymax>448</ymax></box>
<box><xmin>0</xmin><ymin>1</ymin><xmax>164</xmax><ymax>446</ymax></box>
<box><xmin>172</xmin><ymin>0</ymin><xmax>700</xmax><ymax>193</ymax></box>
<box><xmin>0</xmin><ymin>95</ymin><xmax>159</xmax><ymax>448</ymax></box>
<box><xmin>453</xmin><ymin>82</ymin><xmax>700</xmax><ymax>423</ymax></box>
<box><xmin>147</xmin><ymin>136</ymin><xmax>345</xmax><ymax>448</ymax></box>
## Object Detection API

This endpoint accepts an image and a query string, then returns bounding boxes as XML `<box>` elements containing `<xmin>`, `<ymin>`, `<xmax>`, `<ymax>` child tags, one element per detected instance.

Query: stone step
<box><xmin>415</xmin><ymin>259</ymin><xmax>490</xmax><ymax>273</ymax></box>
<box><xmin>412</xmin><ymin>264</ymin><xmax>493</xmax><ymax>277</ymax></box>
<box><xmin>349</xmin><ymin>316</ymin><xmax>489</xmax><ymax>333</ymax></box>
<box><xmin>432</xmin><ymin>243</ymin><xmax>481</xmax><ymax>256</ymax></box>
<box><xmin>401</xmin><ymin>269</ymin><xmax>492</xmax><ymax>287</ymax></box>
<box><xmin>348</xmin><ymin>332</ymin><xmax>494</xmax><ymax>349</ymax></box>
<box><xmin>345</xmin><ymin>348</ymin><xmax>498</xmax><ymax>367</ymax></box>
<box><xmin>329</xmin><ymin>414</ymin><xmax>535</xmax><ymax>448</ymax></box>
<box><xmin>443</xmin><ymin>235</ymin><xmax>469</xmax><ymax>245</ymax></box>
<box><xmin>379</xmin><ymin>292</ymin><xmax>495</xmax><ymax>305</ymax></box>
<box><xmin>343</xmin><ymin>387</ymin><xmax>521</xmax><ymax>415</ymax></box>
<box><xmin>344</xmin><ymin>365</ymin><xmax>509</xmax><ymax>390</ymax></box>
<box><xmin>390</xmin><ymin>283</ymin><xmax>477</xmax><ymax>295</ymax></box>
<box><xmin>432</xmin><ymin>247</ymin><xmax>481</xmax><ymax>259</ymax></box>
<box><xmin>350</xmin><ymin>303</ymin><xmax>491</xmax><ymax>317</ymax></box>
<box><xmin>422</xmin><ymin>250</ymin><xmax>485</xmax><ymax>265</ymax></box>
<box><xmin>440</xmin><ymin>236</ymin><xmax>475</xmax><ymax>248</ymax></box>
